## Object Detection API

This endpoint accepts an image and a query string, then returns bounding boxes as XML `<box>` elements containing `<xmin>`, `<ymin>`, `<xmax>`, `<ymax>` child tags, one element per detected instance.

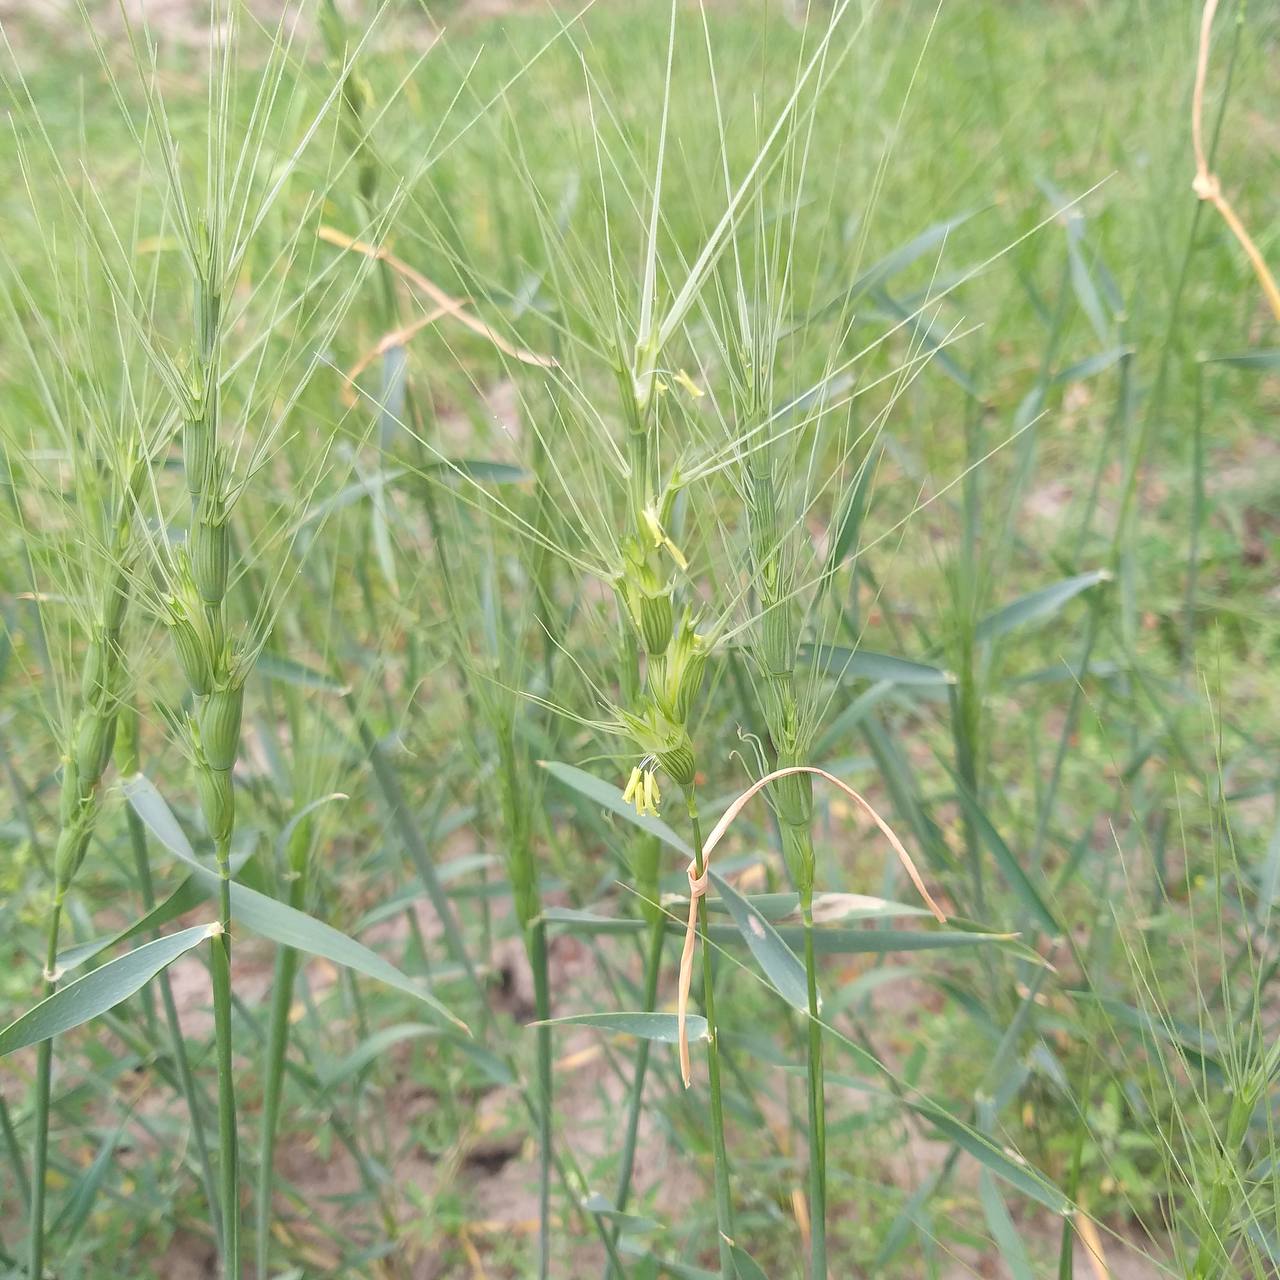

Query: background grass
<box><xmin>1</xmin><ymin>0</ymin><xmax>1278</xmax><ymax>1276</ymax></box>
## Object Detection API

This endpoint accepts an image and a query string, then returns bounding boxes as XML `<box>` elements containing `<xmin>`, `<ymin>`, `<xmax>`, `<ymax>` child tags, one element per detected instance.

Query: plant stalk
<box><xmin>124</xmin><ymin>799</ymin><xmax>222</xmax><ymax>1249</ymax></box>
<box><xmin>686</xmin><ymin>795</ymin><xmax>734</xmax><ymax>1277</ymax></box>
<box><xmin>27</xmin><ymin>897</ymin><xmax>62</xmax><ymax>1280</ymax></box>
<box><xmin>802</xmin><ymin>887</ymin><xmax>826</xmax><ymax>1279</ymax></box>
<box><xmin>212</xmin><ymin>837</ymin><xmax>240</xmax><ymax>1278</ymax></box>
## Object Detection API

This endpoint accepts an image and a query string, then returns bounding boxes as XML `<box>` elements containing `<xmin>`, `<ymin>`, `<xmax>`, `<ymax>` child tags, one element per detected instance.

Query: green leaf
<box><xmin>540</xmin><ymin>906</ymin><xmax>646</xmax><ymax>935</ymax></box>
<box><xmin>705</xmin><ymin>891</ymin><xmax>934</xmax><ymax>924</ymax></box>
<box><xmin>800</xmin><ymin>645</ymin><xmax>955</xmax><ymax>687</ymax></box>
<box><xmin>848</xmin><ymin>209</ymin><xmax>979</xmax><ymax>302</ymax></box>
<box><xmin>52</xmin><ymin>1116</ymin><xmax>129</xmax><ymax>1242</ymax></box>
<box><xmin>255</xmin><ymin>653</ymin><xmax>350</xmax><ymax>694</ymax></box>
<box><xmin>975</xmin><ymin>570</ymin><xmax>1110</xmax><ymax>644</ymax></box>
<box><xmin>57</xmin><ymin>874</ymin><xmax>207</xmax><ymax>972</ymax></box>
<box><xmin>980</xmin><ymin>1172</ymin><xmax>1037</xmax><ymax>1280</ymax></box>
<box><xmin>624</xmin><ymin>1253</ymin><xmax>716</xmax><ymax>1280</ymax></box>
<box><xmin>317</xmin><ymin>1024</ymin><xmax>441</xmax><ymax>1090</ymax></box>
<box><xmin>729</xmin><ymin>1244</ymin><xmax>770</xmax><ymax>1280</ymax></box>
<box><xmin>58</xmin><ymin>847</ymin><xmax>257</xmax><ymax>973</ymax></box>
<box><xmin>815</xmin><ymin>681</ymin><xmax>898</xmax><ymax>752</ymax></box>
<box><xmin>785</xmin><ymin>925</ymin><xmax>1017</xmax><ymax>957</ymax></box>
<box><xmin>823</xmin><ymin>443</ymin><xmax>879</xmax><ymax>577</ymax></box>
<box><xmin>428</xmin><ymin>458</ymin><xmax>529</xmax><ymax>484</ymax></box>
<box><xmin>0</xmin><ymin>925</ymin><xmax>217</xmax><ymax>1056</ymax></box>
<box><xmin>298</xmin><ymin>468</ymin><xmax>407</xmax><ymax>529</ymax></box>
<box><xmin>908</xmin><ymin>1097</ymin><xmax>1070</xmax><ymax>1214</ymax></box>
<box><xmin>710</xmin><ymin>871</ymin><xmax>810</xmax><ymax>1013</ymax></box>
<box><xmin>1201</xmin><ymin>349</ymin><xmax>1280</xmax><ymax>371</ymax></box>
<box><xmin>123</xmin><ymin>774</ymin><xmax>468</xmax><ymax>1034</ymax></box>
<box><xmin>276</xmin><ymin>791</ymin><xmax>349</xmax><ymax>859</ymax></box>
<box><xmin>534</xmin><ymin>1012</ymin><xmax>708</xmax><ymax>1044</ymax></box>
<box><xmin>1051</xmin><ymin>347</ymin><xmax>1131</xmax><ymax>386</ymax></box>
<box><xmin>873</xmin><ymin>289</ymin><xmax>980</xmax><ymax>395</ymax></box>
<box><xmin>540</xmin><ymin>761</ymin><xmax>693</xmax><ymax>856</ymax></box>
<box><xmin>580</xmin><ymin>1192</ymin><xmax>660</xmax><ymax>1234</ymax></box>
<box><xmin>947</xmin><ymin>772</ymin><xmax>1062</xmax><ymax>936</ymax></box>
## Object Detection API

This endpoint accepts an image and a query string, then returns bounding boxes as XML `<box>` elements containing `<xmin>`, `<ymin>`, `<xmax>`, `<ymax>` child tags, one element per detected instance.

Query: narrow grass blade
<box><xmin>799</xmin><ymin>645</ymin><xmax>955</xmax><ymax>687</ymax></box>
<box><xmin>907</xmin><ymin>1098</ymin><xmax>1070</xmax><ymax>1215</ymax></box>
<box><xmin>947</xmin><ymin>771</ymin><xmax>1062</xmax><ymax>936</ymax></box>
<box><xmin>540</xmin><ymin>907</ymin><xmax>646</xmax><ymax>935</ymax></box>
<box><xmin>975</xmin><ymin>570</ymin><xmax>1110</xmax><ymax>644</ymax></box>
<box><xmin>980</xmin><ymin>1172</ymin><xmax>1037</xmax><ymax>1280</ymax></box>
<box><xmin>535</xmin><ymin>1012</ymin><xmax>709</xmax><ymax>1044</ymax></box>
<box><xmin>123</xmin><ymin>774</ymin><xmax>468</xmax><ymax>1032</ymax></box>
<box><xmin>317</xmin><ymin>1024</ymin><xmax>441</xmax><ymax>1091</ymax></box>
<box><xmin>1200</xmin><ymin>349</ymin><xmax>1280</xmax><ymax>370</ymax></box>
<box><xmin>1051</xmin><ymin>347</ymin><xmax>1131</xmax><ymax>386</ymax></box>
<box><xmin>540</xmin><ymin>761</ymin><xmax>693</xmax><ymax>856</ymax></box>
<box><xmin>709</xmin><ymin>870</ymin><xmax>810</xmax><ymax>1013</ymax></box>
<box><xmin>255</xmin><ymin>654</ymin><xmax>351</xmax><ymax>694</ymax></box>
<box><xmin>51</xmin><ymin>1116</ymin><xmax>128</xmax><ymax>1242</ymax></box>
<box><xmin>0</xmin><ymin>925</ymin><xmax>217</xmax><ymax>1056</ymax></box>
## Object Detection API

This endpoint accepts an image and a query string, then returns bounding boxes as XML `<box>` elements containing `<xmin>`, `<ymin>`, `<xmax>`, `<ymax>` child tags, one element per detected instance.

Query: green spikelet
<box><xmin>657</xmin><ymin>739</ymin><xmax>696</xmax><ymax>789</ymax></box>
<box><xmin>183</xmin><ymin>417</ymin><xmax>213</xmax><ymax>499</ymax></box>
<box><xmin>197</xmin><ymin>765</ymin><xmax>235</xmax><ymax>846</ymax></box>
<box><xmin>169</xmin><ymin>614</ymin><xmax>214</xmax><ymax>697</ymax></box>
<box><xmin>192</xmin><ymin>490</ymin><xmax>229</xmax><ymax>606</ymax></box>
<box><xmin>114</xmin><ymin>701</ymin><xmax>140</xmax><ymax>777</ymax></box>
<box><xmin>652</xmin><ymin>612</ymin><xmax>707</xmax><ymax>725</ymax></box>
<box><xmin>74</xmin><ymin>708</ymin><xmax>117</xmax><ymax>787</ymax></box>
<box><xmin>58</xmin><ymin>757</ymin><xmax>82</xmax><ymax>826</ymax></box>
<box><xmin>80</xmin><ymin>634</ymin><xmax>110</xmax><ymax>703</ymax></box>
<box><xmin>201</xmin><ymin>679</ymin><xmax>244</xmax><ymax>773</ymax></box>
<box><xmin>53</xmin><ymin>818</ymin><xmax>92</xmax><ymax>896</ymax></box>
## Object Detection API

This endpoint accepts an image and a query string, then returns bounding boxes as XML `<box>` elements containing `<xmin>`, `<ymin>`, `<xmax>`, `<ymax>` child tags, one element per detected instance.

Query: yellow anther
<box><xmin>674</xmin><ymin>369</ymin><xmax>704</xmax><ymax>399</ymax></box>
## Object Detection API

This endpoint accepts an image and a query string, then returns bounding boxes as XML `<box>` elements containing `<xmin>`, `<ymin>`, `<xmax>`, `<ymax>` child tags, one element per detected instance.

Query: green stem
<box><xmin>351</xmin><ymin>701</ymin><xmax>487</xmax><ymax>1010</ymax></box>
<box><xmin>255</xmin><ymin>942</ymin><xmax>299</xmax><ymax>1278</ymax></box>
<box><xmin>802</xmin><ymin>894</ymin><xmax>826</xmax><ymax>1279</ymax></box>
<box><xmin>686</xmin><ymin>793</ymin><xmax>735</xmax><ymax>1277</ymax></box>
<box><xmin>212</xmin><ymin>838</ymin><xmax>240</xmax><ymax>1279</ymax></box>
<box><xmin>125</xmin><ymin>804</ymin><xmax>222</xmax><ymax>1251</ymax></box>
<box><xmin>615</xmin><ymin>918</ymin><xmax>664</xmax><ymax>1212</ymax></box>
<box><xmin>530</xmin><ymin>919</ymin><xmax>553</xmax><ymax>1280</ymax></box>
<box><xmin>27</xmin><ymin>897</ymin><xmax>62</xmax><ymax>1280</ymax></box>
<box><xmin>603</xmin><ymin>916</ymin><xmax>664</xmax><ymax>1279</ymax></box>
<box><xmin>0</xmin><ymin>1092</ymin><xmax>29</xmax><ymax>1210</ymax></box>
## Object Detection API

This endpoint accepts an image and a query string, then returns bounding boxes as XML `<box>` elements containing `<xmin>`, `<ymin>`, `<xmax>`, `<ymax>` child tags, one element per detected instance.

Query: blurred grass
<box><xmin>0</xmin><ymin>0</ymin><xmax>1278</xmax><ymax>1276</ymax></box>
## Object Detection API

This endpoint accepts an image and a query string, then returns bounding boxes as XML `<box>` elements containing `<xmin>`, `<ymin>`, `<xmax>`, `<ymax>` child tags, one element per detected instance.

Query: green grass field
<box><xmin>1</xmin><ymin>0</ymin><xmax>1278</xmax><ymax>1276</ymax></box>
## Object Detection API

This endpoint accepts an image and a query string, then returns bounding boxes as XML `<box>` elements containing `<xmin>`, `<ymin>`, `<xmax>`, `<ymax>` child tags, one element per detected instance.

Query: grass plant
<box><xmin>1</xmin><ymin>0</ymin><xmax>1278</xmax><ymax>1277</ymax></box>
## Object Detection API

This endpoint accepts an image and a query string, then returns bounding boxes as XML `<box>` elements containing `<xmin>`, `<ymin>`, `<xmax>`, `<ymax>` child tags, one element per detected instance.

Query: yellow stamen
<box><xmin>622</xmin><ymin>766</ymin><xmax>642</xmax><ymax>807</ymax></box>
<box><xmin>674</xmin><ymin>369</ymin><xmax>704</xmax><ymax>399</ymax></box>
<box><xmin>644</xmin><ymin>770</ymin><xmax>662</xmax><ymax>816</ymax></box>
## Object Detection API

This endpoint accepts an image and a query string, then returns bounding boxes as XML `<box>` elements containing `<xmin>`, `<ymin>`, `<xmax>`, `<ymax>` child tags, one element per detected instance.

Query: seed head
<box><xmin>658</xmin><ymin>741</ymin><xmax>695</xmax><ymax>788</ymax></box>
<box><xmin>53</xmin><ymin>815</ymin><xmax>93</xmax><ymax>895</ymax></box>
<box><xmin>183</xmin><ymin>414</ymin><xmax>214</xmax><ymax>499</ymax></box>
<box><xmin>74</xmin><ymin>707</ymin><xmax>117</xmax><ymax>787</ymax></box>
<box><xmin>619</xmin><ymin>705</ymin><xmax>696</xmax><ymax>790</ymax></box>
<box><xmin>167</xmin><ymin>610</ymin><xmax>214</xmax><ymax>696</ymax></box>
<box><xmin>201</xmin><ymin>677</ymin><xmax>245</xmax><ymax>773</ymax></box>
<box><xmin>58</xmin><ymin>755</ymin><xmax>83</xmax><ymax>826</ymax></box>
<box><xmin>618</xmin><ymin>538</ymin><xmax>673</xmax><ymax>656</ymax></box>
<box><xmin>104</xmin><ymin>578</ymin><xmax>130</xmax><ymax>640</ymax></box>
<box><xmin>191</xmin><ymin>490</ymin><xmax>230</xmax><ymax>606</ymax></box>
<box><xmin>114</xmin><ymin>702</ymin><xmax>139</xmax><ymax>776</ymax></box>
<box><xmin>772</xmin><ymin>738</ymin><xmax>813</xmax><ymax>830</ymax></box>
<box><xmin>197</xmin><ymin>764</ymin><xmax>235</xmax><ymax>845</ymax></box>
<box><xmin>652</xmin><ymin>611</ymin><xmax>708</xmax><ymax>725</ymax></box>
<box><xmin>80</xmin><ymin>632</ymin><xmax>111</xmax><ymax>703</ymax></box>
